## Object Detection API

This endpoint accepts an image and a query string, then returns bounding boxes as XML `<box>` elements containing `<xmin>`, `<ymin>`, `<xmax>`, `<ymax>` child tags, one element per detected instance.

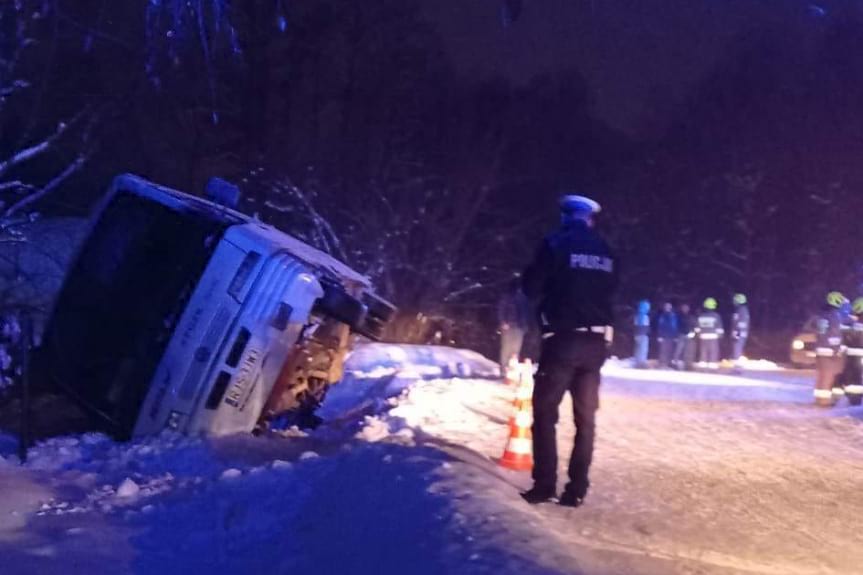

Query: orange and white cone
<box><xmin>500</xmin><ymin>361</ymin><xmax>534</xmax><ymax>471</ymax></box>
<box><xmin>512</xmin><ymin>359</ymin><xmax>534</xmax><ymax>407</ymax></box>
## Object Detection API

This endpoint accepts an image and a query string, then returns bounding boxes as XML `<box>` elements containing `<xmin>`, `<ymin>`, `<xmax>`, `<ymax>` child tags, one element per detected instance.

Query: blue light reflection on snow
<box><xmin>601</xmin><ymin>361</ymin><xmax>815</xmax><ymax>405</ymax></box>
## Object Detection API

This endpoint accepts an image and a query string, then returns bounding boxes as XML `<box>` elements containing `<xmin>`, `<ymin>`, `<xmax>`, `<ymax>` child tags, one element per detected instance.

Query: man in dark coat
<box><xmin>673</xmin><ymin>303</ymin><xmax>697</xmax><ymax>370</ymax></box>
<box><xmin>656</xmin><ymin>302</ymin><xmax>679</xmax><ymax>368</ymax></box>
<box><xmin>520</xmin><ymin>194</ymin><xmax>618</xmax><ymax>508</ymax></box>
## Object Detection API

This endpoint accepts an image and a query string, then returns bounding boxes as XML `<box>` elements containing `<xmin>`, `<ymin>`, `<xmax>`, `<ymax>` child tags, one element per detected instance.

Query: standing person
<box><xmin>840</xmin><ymin>298</ymin><xmax>863</xmax><ymax>406</ymax></box>
<box><xmin>656</xmin><ymin>302</ymin><xmax>679</xmax><ymax>368</ymax></box>
<box><xmin>674</xmin><ymin>303</ymin><xmax>697</xmax><ymax>370</ymax></box>
<box><xmin>498</xmin><ymin>278</ymin><xmax>531</xmax><ymax>367</ymax></box>
<box><xmin>696</xmin><ymin>298</ymin><xmax>724</xmax><ymax>369</ymax></box>
<box><xmin>633</xmin><ymin>300</ymin><xmax>651</xmax><ymax>368</ymax></box>
<box><xmin>730</xmin><ymin>293</ymin><xmax>751</xmax><ymax>365</ymax></box>
<box><xmin>520</xmin><ymin>194</ymin><xmax>617</xmax><ymax>508</ymax></box>
<box><xmin>814</xmin><ymin>292</ymin><xmax>847</xmax><ymax>407</ymax></box>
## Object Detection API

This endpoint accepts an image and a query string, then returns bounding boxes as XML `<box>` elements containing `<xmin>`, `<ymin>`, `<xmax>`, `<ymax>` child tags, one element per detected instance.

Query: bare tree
<box><xmin>0</xmin><ymin>2</ymin><xmax>90</xmax><ymax>229</ymax></box>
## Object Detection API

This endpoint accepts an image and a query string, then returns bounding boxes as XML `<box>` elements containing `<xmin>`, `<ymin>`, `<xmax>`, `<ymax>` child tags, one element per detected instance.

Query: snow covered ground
<box><xmin>0</xmin><ymin>344</ymin><xmax>861</xmax><ymax>574</ymax></box>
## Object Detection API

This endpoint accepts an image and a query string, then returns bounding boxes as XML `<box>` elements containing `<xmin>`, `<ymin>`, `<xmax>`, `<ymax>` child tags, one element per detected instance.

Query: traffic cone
<box><xmin>512</xmin><ymin>359</ymin><xmax>534</xmax><ymax>407</ymax></box>
<box><xmin>500</xmin><ymin>361</ymin><xmax>534</xmax><ymax>471</ymax></box>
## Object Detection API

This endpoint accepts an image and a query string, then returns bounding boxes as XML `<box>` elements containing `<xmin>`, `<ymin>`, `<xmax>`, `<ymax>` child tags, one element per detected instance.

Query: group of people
<box><xmin>632</xmin><ymin>295</ymin><xmax>751</xmax><ymax>370</ymax></box>
<box><xmin>813</xmin><ymin>291</ymin><xmax>863</xmax><ymax>407</ymax></box>
<box><xmin>503</xmin><ymin>194</ymin><xmax>860</xmax><ymax>512</ymax></box>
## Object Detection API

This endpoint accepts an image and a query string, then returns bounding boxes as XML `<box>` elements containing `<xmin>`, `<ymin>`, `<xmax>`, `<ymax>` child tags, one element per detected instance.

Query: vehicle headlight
<box><xmin>792</xmin><ymin>340</ymin><xmax>805</xmax><ymax>351</ymax></box>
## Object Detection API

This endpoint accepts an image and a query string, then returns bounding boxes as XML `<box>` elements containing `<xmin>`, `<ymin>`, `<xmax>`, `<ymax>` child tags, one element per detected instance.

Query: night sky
<box><xmin>421</xmin><ymin>0</ymin><xmax>827</xmax><ymax>136</ymax></box>
<box><xmin>4</xmin><ymin>0</ymin><xmax>863</xmax><ymax>358</ymax></box>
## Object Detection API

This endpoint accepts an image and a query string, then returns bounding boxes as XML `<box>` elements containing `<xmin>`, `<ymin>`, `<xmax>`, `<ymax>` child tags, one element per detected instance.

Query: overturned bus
<box><xmin>31</xmin><ymin>174</ymin><xmax>394</xmax><ymax>440</ymax></box>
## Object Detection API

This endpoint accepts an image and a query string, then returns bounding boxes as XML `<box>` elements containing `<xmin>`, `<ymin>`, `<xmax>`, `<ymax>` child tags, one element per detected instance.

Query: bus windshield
<box><xmin>38</xmin><ymin>189</ymin><xmax>233</xmax><ymax>437</ymax></box>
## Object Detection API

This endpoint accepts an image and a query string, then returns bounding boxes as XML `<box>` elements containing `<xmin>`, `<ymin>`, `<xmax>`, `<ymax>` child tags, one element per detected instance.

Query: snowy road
<box><xmin>0</xmin><ymin>346</ymin><xmax>861</xmax><ymax>574</ymax></box>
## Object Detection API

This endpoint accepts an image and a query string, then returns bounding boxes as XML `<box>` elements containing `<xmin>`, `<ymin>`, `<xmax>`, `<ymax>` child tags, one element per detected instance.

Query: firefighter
<box><xmin>695</xmin><ymin>298</ymin><xmax>724</xmax><ymax>368</ymax></box>
<box><xmin>814</xmin><ymin>292</ymin><xmax>847</xmax><ymax>407</ymax></box>
<box><xmin>633</xmin><ymin>300</ymin><xmax>651</xmax><ymax>368</ymax></box>
<box><xmin>673</xmin><ymin>303</ymin><xmax>697</xmax><ymax>370</ymax></box>
<box><xmin>836</xmin><ymin>297</ymin><xmax>863</xmax><ymax>406</ymax></box>
<box><xmin>520</xmin><ymin>194</ymin><xmax>617</xmax><ymax>508</ymax></box>
<box><xmin>730</xmin><ymin>293</ymin><xmax>750</xmax><ymax>364</ymax></box>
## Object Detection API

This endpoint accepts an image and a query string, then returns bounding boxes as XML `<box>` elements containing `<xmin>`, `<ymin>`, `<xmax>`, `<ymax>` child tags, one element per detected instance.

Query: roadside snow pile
<box><xmin>735</xmin><ymin>357</ymin><xmax>781</xmax><ymax>371</ymax></box>
<box><xmin>346</xmin><ymin>343</ymin><xmax>501</xmax><ymax>380</ymax></box>
<box><xmin>318</xmin><ymin>344</ymin><xmax>500</xmax><ymax>422</ymax></box>
<box><xmin>349</xmin><ymin>377</ymin><xmax>513</xmax><ymax>460</ymax></box>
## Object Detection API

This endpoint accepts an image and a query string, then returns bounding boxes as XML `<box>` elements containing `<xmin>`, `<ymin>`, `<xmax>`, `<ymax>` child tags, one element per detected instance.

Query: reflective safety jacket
<box><xmin>732</xmin><ymin>305</ymin><xmax>750</xmax><ymax>339</ymax></box>
<box><xmin>842</xmin><ymin>314</ymin><xmax>863</xmax><ymax>357</ymax></box>
<box><xmin>816</xmin><ymin>307</ymin><xmax>844</xmax><ymax>357</ymax></box>
<box><xmin>695</xmin><ymin>311</ymin><xmax>724</xmax><ymax>340</ymax></box>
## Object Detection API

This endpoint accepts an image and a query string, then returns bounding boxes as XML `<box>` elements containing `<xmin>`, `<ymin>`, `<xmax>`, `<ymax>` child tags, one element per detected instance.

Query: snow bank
<box><xmin>345</xmin><ymin>343</ymin><xmax>501</xmax><ymax>379</ymax></box>
<box><xmin>318</xmin><ymin>344</ymin><xmax>501</xmax><ymax>422</ymax></box>
<box><xmin>734</xmin><ymin>356</ymin><xmax>781</xmax><ymax>371</ymax></box>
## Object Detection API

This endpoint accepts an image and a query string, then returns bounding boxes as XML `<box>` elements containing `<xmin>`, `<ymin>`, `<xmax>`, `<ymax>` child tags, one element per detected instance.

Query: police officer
<box><xmin>835</xmin><ymin>297</ymin><xmax>863</xmax><ymax>406</ymax></box>
<box><xmin>696</xmin><ymin>298</ymin><xmax>724</xmax><ymax>369</ymax></box>
<box><xmin>814</xmin><ymin>292</ymin><xmax>847</xmax><ymax>407</ymax></box>
<box><xmin>520</xmin><ymin>194</ymin><xmax>617</xmax><ymax>508</ymax></box>
<box><xmin>730</xmin><ymin>293</ymin><xmax>750</xmax><ymax>364</ymax></box>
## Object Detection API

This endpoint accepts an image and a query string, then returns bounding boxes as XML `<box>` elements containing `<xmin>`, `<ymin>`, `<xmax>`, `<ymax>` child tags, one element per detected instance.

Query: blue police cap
<box><xmin>559</xmin><ymin>195</ymin><xmax>601</xmax><ymax>215</ymax></box>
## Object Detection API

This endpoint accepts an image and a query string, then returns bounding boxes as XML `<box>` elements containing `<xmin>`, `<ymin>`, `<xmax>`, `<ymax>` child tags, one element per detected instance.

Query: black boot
<box><xmin>520</xmin><ymin>486</ymin><xmax>557</xmax><ymax>505</ymax></box>
<box><xmin>559</xmin><ymin>490</ymin><xmax>585</xmax><ymax>508</ymax></box>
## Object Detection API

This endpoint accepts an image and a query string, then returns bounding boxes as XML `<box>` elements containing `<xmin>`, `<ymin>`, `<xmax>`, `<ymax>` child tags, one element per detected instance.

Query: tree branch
<box><xmin>0</xmin><ymin>181</ymin><xmax>36</xmax><ymax>194</ymax></box>
<box><xmin>0</xmin><ymin>79</ymin><xmax>30</xmax><ymax>99</ymax></box>
<box><xmin>0</xmin><ymin>118</ymin><xmax>75</xmax><ymax>178</ymax></box>
<box><xmin>4</xmin><ymin>155</ymin><xmax>87</xmax><ymax>217</ymax></box>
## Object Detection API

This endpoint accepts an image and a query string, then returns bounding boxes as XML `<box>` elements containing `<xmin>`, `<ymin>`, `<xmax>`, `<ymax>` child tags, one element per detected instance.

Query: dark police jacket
<box><xmin>522</xmin><ymin>220</ymin><xmax>617</xmax><ymax>333</ymax></box>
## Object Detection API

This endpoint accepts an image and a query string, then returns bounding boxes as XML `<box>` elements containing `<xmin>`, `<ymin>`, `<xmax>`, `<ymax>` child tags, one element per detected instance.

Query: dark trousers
<box><xmin>657</xmin><ymin>338</ymin><xmax>675</xmax><ymax>367</ymax></box>
<box><xmin>532</xmin><ymin>332</ymin><xmax>605</xmax><ymax>497</ymax></box>
<box><xmin>699</xmin><ymin>338</ymin><xmax>720</xmax><ymax>365</ymax></box>
<box><xmin>674</xmin><ymin>336</ymin><xmax>695</xmax><ymax>370</ymax></box>
<box><xmin>731</xmin><ymin>336</ymin><xmax>747</xmax><ymax>361</ymax></box>
<box><xmin>837</xmin><ymin>353</ymin><xmax>861</xmax><ymax>388</ymax></box>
